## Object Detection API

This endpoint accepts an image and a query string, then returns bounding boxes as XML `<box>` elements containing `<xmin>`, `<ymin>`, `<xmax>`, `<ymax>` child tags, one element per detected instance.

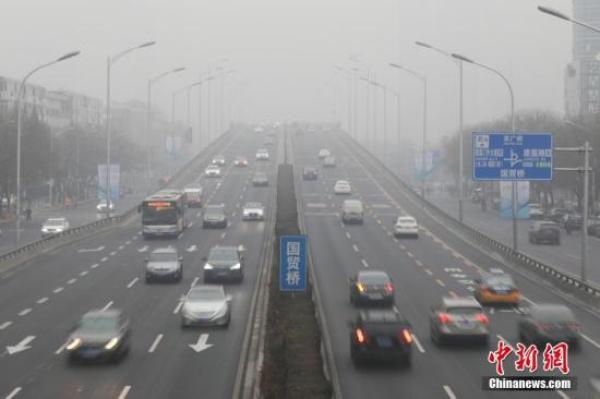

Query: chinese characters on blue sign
<box><xmin>280</xmin><ymin>235</ymin><xmax>307</xmax><ymax>291</ymax></box>
<box><xmin>472</xmin><ymin>133</ymin><xmax>553</xmax><ymax>181</ymax></box>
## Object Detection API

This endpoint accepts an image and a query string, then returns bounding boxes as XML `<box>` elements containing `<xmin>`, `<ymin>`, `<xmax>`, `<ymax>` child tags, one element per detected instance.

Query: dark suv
<box><xmin>349</xmin><ymin>309</ymin><xmax>413</xmax><ymax>366</ymax></box>
<box><xmin>528</xmin><ymin>221</ymin><xmax>560</xmax><ymax>245</ymax></box>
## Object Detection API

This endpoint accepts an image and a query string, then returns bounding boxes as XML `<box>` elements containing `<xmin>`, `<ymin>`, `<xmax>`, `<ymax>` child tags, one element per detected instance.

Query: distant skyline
<box><xmin>0</xmin><ymin>0</ymin><xmax>577</xmax><ymax>143</ymax></box>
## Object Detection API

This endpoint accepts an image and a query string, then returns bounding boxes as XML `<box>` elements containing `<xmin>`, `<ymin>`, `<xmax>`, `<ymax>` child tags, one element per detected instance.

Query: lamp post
<box><xmin>146</xmin><ymin>67</ymin><xmax>185</xmax><ymax>193</ymax></box>
<box><xmin>389</xmin><ymin>63</ymin><xmax>428</xmax><ymax>198</ymax></box>
<box><xmin>452</xmin><ymin>52</ymin><xmax>518</xmax><ymax>251</ymax></box>
<box><xmin>334</xmin><ymin>65</ymin><xmax>353</xmax><ymax>137</ymax></box>
<box><xmin>15</xmin><ymin>50</ymin><xmax>80</xmax><ymax>246</ymax></box>
<box><xmin>361</xmin><ymin>78</ymin><xmax>388</xmax><ymax>162</ymax></box>
<box><xmin>105</xmin><ymin>41</ymin><xmax>155</xmax><ymax>217</ymax></box>
<box><xmin>538</xmin><ymin>5</ymin><xmax>600</xmax><ymax>34</ymax></box>
<box><xmin>416</xmin><ymin>41</ymin><xmax>465</xmax><ymax>222</ymax></box>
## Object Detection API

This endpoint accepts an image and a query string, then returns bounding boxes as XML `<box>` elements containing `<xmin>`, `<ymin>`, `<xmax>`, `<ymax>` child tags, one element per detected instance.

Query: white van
<box><xmin>342</xmin><ymin>199</ymin><xmax>364</xmax><ymax>224</ymax></box>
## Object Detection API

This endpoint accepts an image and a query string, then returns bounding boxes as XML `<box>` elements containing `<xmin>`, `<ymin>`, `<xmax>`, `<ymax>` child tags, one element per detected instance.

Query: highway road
<box><xmin>427</xmin><ymin>192</ymin><xmax>600</xmax><ymax>285</ymax></box>
<box><xmin>0</xmin><ymin>128</ymin><xmax>278</xmax><ymax>399</ymax></box>
<box><xmin>292</xmin><ymin>130</ymin><xmax>600</xmax><ymax>399</ymax></box>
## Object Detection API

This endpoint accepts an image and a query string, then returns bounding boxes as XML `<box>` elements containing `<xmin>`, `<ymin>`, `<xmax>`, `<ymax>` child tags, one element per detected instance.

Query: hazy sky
<box><xmin>1</xmin><ymin>0</ymin><xmax>575</xmax><ymax>143</ymax></box>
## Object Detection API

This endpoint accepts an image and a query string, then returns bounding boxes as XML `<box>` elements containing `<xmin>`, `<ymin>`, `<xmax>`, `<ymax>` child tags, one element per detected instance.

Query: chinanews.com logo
<box><xmin>483</xmin><ymin>339</ymin><xmax>577</xmax><ymax>391</ymax></box>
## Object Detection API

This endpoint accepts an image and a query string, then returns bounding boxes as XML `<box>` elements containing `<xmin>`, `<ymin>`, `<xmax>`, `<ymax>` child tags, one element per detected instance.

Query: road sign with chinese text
<box><xmin>279</xmin><ymin>235</ymin><xmax>307</xmax><ymax>291</ymax></box>
<box><xmin>472</xmin><ymin>133</ymin><xmax>553</xmax><ymax>181</ymax></box>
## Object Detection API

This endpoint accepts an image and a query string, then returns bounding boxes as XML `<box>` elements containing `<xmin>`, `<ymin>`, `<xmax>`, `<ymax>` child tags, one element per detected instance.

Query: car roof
<box><xmin>397</xmin><ymin>215</ymin><xmax>415</xmax><ymax>220</ymax></box>
<box><xmin>335</xmin><ymin>180</ymin><xmax>349</xmax><ymax>184</ymax></box>
<box><xmin>359</xmin><ymin>309</ymin><xmax>408</xmax><ymax>324</ymax></box>
<box><xmin>210</xmin><ymin>245</ymin><xmax>238</xmax><ymax>252</ymax></box>
<box><xmin>343</xmin><ymin>199</ymin><xmax>362</xmax><ymax>206</ymax></box>
<box><xmin>151</xmin><ymin>247</ymin><xmax>178</xmax><ymax>254</ymax></box>
<box><xmin>244</xmin><ymin>202</ymin><xmax>263</xmax><ymax>207</ymax></box>
<box><xmin>83</xmin><ymin>309</ymin><xmax>122</xmax><ymax>319</ymax></box>
<box><xmin>357</xmin><ymin>270</ymin><xmax>390</xmax><ymax>279</ymax></box>
<box><xmin>441</xmin><ymin>297</ymin><xmax>481</xmax><ymax>309</ymax></box>
<box><xmin>47</xmin><ymin>218</ymin><xmax>66</xmax><ymax>222</ymax></box>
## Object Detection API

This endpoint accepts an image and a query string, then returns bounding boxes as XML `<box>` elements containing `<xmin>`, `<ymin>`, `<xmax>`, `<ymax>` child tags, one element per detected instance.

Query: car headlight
<box><xmin>204</xmin><ymin>263</ymin><xmax>214</xmax><ymax>270</ymax></box>
<box><xmin>213</xmin><ymin>304</ymin><xmax>228</xmax><ymax>318</ymax></box>
<box><xmin>230</xmin><ymin>263</ymin><xmax>241</xmax><ymax>270</ymax></box>
<box><xmin>66</xmin><ymin>338</ymin><xmax>82</xmax><ymax>351</ymax></box>
<box><xmin>104</xmin><ymin>337</ymin><xmax>120</xmax><ymax>350</ymax></box>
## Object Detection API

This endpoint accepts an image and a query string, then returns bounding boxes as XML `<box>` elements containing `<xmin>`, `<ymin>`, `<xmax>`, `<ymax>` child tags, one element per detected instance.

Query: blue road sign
<box><xmin>280</xmin><ymin>235</ymin><xmax>307</xmax><ymax>292</ymax></box>
<box><xmin>472</xmin><ymin>133</ymin><xmax>553</xmax><ymax>181</ymax></box>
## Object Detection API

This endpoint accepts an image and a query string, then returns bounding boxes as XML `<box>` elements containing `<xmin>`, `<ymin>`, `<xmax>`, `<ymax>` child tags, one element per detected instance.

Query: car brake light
<box><xmin>439</xmin><ymin>313</ymin><xmax>452</xmax><ymax>324</ymax></box>
<box><xmin>357</xmin><ymin>283</ymin><xmax>366</xmax><ymax>293</ymax></box>
<box><xmin>475</xmin><ymin>313</ymin><xmax>489</xmax><ymax>324</ymax></box>
<box><xmin>385</xmin><ymin>283</ymin><xmax>394</xmax><ymax>294</ymax></box>
<box><xmin>355</xmin><ymin>328</ymin><xmax>368</xmax><ymax>344</ymax></box>
<box><xmin>400</xmin><ymin>329</ymin><xmax>413</xmax><ymax>344</ymax></box>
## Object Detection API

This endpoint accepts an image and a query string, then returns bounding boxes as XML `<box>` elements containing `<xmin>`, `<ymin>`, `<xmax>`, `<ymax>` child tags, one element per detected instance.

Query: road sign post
<box><xmin>279</xmin><ymin>235</ymin><xmax>307</xmax><ymax>292</ymax></box>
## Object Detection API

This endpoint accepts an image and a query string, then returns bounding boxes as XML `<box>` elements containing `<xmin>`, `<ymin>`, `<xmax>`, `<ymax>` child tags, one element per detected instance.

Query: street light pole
<box><xmin>105</xmin><ymin>41</ymin><xmax>156</xmax><ymax>218</ymax></box>
<box><xmin>15</xmin><ymin>50</ymin><xmax>80</xmax><ymax>246</ymax></box>
<box><xmin>389</xmin><ymin>63</ymin><xmax>428</xmax><ymax>198</ymax></box>
<box><xmin>146</xmin><ymin>67</ymin><xmax>186</xmax><ymax>193</ymax></box>
<box><xmin>452</xmin><ymin>53</ymin><xmax>518</xmax><ymax>251</ymax></box>
<box><xmin>538</xmin><ymin>5</ymin><xmax>600</xmax><ymax>34</ymax></box>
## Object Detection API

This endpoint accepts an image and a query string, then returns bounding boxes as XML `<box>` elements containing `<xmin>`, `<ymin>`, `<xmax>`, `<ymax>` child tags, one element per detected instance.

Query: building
<box><xmin>45</xmin><ymin>90</ymin><xmax>103</xmax><ymax>133</ymax></box>
<box><xmin>565</xmin><ymin>0</ymin><xmax>600</xmax><ymax>120</ymax></box>
<box><xmin>0</xmin><ymin>76</ymin><xmax>47</xmax><ymax>121</ymax></box>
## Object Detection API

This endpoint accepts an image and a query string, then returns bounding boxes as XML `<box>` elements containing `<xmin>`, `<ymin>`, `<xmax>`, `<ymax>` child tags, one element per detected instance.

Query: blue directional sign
<box><xmin>472</xmin><ymin>133</ymin><xmax>553</xmax><ymax>181</ymax></box>
<box><xmin>279</xmin><ymin>235</ymin><xmax>307</xmax><ymax>291</ymax></box>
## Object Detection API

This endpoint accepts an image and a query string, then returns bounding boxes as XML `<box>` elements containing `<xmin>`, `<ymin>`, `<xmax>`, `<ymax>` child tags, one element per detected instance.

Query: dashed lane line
<box><xmin>100</xmin><ymin>257</ymin><xmax>108</xmax><ymax>262</ymax></box>
<box><xmin>53</xmin><ymin>287</ymin><xmax>64</xmax><ymax>294</ymax></box>
<box><xmin>110</xmin><ymin>251</ymin><xmax>117</xmax><ymax>256</ymax></box>
<box><xmin>345</xmin><ymin>232</ymin><xmax>351</xmax><ymax>240</ymax></box>
<box><xmin>67</xmin><ymin>278</ymin><xmax>77</xmax><ymax>285</ymax></box>
<box><xmin>127</xmin><ymin>278</ymin><xmax>139</xmax><ymax>289</ymax></box>
<box><xmin>361</xmin><ymin>259</ymin><xmax>369</xmax><ymax>268</ymax></box>
<box><xmin>0</xmin><ymin>321</ymin><xmax>13</xmax><ymax>330</ymax></box>
<box><xmin>415</xmin><ymin>260</ymin><xmax>423</xmax><ymax>267</ymax></box>
<box><xmin>580</xmin><ymin>332</ymin><xmax>600</xmax><ymax>350</ymax></box>
<box><xmin>435</xmin><ymin>279</ymin><xmax>446</xmax><ymax>287</ymax></box>
<box><xmin>90</xmin><ymin>263</ymin><xmax>99</xmax><ymax>269</ymax></box>
<box><xmin>148</xmin><ymin>334</ymin><xmax>164</xmax><ymax>353</ymax></box>
<box><xmin>352</xmin><ymin>245</ymin><xmax>359</xmax><ymax>253</ymax></box>
<box><xmin>80</xmin><ymin>271</ymin><xmax>88</xmax><ymax>277</ymax></box>
<box><xmin>5</xmin><ymin>387</ymin><xmax>22</xmax><ymax>399</ymax></box>
<box><xmin>443</xmin><ymin>385</ymin><xmax>457</xmax><ymax>399</ymax></box>
<box><xmin>102</xmin><ymin>301</ymin><xmax>113</xmax><ymax>311</ymax></box>
<box><xmin>54</xmin><ymin>343</ymin><xmax>66</xmax><ymax>355</ymax></box>
<box><xmin>18</xmin><ymin>308</ymin><xmax>32</xmax><ymax>317</ymax></box>
<box><xmin>424</xmin><ymin>269</ymin><xmax>433</xmax><ymax>276</ymax></box>
<box><xmin>36</xmin><ymin>297</ymin><xmax>48</xmax><ymax>304</ymax></box>
<box><xmin>412</xmin><ymin>333</ymin><xmax>426</xmax><ymax>353</ymax></box>
<box><xmin>117</xmin><ymin>386</ymin><xmax>132</xmax><ymax>399</ymax></box>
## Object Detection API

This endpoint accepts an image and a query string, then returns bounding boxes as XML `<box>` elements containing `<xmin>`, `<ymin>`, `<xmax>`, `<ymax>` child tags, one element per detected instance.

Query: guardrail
<box><xmin>0</xmin><ymin>129</ymin><xmax>236</xmax><ymax>267</ymax></box>
<box><xmin>341</xmin><ymin>131</ymin><xmax>600</xmax><ymax>301</ymax></box>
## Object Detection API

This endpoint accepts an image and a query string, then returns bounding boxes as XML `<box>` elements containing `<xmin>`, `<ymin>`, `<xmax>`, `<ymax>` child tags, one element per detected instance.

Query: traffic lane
<box><xmin>0</xmin><ymin>162</ymin><xmax>268</xmax><ymax>398</ymax></box>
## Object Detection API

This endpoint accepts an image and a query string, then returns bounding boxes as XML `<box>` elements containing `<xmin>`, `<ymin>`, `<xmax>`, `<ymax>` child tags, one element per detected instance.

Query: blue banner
<box><xmin>279</xmin><ymin>235</ymin><xmax>307</xmax><ymax>292</ymax></box>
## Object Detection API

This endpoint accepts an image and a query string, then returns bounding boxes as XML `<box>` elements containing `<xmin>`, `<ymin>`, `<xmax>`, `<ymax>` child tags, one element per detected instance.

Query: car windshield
<box><xmin>245</xmin><ymin>202</ymin><xmax>261</xmax><ymax>208</ymax></box>
<box><xmin>45</xmin><ymin>220</ymin><xmax>64</xmax><ymax>226</ymax></box>
<box><xmin>398</xmin><ymin>217</ymin><xmax>415</xmax><ymax>223</ymax></box>
<box><xmin>149</xmin><ymin>252</ymin><xmax>177</xmax><ymax>262</ymax></box>
<box><xmin>358</xmin><ymin>273</ymin><xmax>389</xmax><ymax>284</ymax></box>
<box><xmin>188</xmin><ymin>287</ymin><xmax>224</xmax><ymax>301</ymax></box>
<box><xmin>205</xmin><ymin>206</ymin><xmax>224</xmax><ymax>215</ymax></box>
<box><xmin>79</xmin><ymin>316</ymin><xmax>119</xmax><ymax>333</ymax></box>
<box><xmin>484</xmin><ymin>275</ymin><xmax>515</xmax><ymax>287</ymax></box>
<box><xmin>208</xmin><ymin>248</ymin><xmax>238</xmax><ymax>262</ymax></box>
<box><xmin>446</xmin><ymin>307</ymin><xmax>482</xmax><ymax>315</ymax></box>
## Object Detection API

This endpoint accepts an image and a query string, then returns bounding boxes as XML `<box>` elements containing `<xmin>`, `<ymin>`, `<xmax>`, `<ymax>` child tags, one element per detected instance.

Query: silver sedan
<box><xmin>181</xmin><ymin>285</ymin><xmax>231</xmax><ymax>327</ymax></box>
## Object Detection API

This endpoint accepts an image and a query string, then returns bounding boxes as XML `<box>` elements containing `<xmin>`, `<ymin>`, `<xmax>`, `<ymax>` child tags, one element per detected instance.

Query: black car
<box><xmin>549</xmin><ymin>207</ymin><xmax>574</xmax><ymax>224</ymax></box>
<box><xmin>65</xmin><ymin>309</ymin><xmax>131</xmax><ymax>364</ymax></box>
<box><xmin>203</xmin><ymin>204</ymin><xmax>227</xmax><ymax>228</ymax></box>
<box><xmin>144</xmin><ymin>247</ymin><xmax>183</xmax><ymax>282</ymax></box>
<box><xmin>302</xmin><ymin>166</ymin><xmax>318</xmax><ymax>181</ymax></box>
<box><xmin>518</xmin><ymin>304</ymin><xmax>580</xmax><ymax>349</ymax></box>
<box><xmin>528</xmin><ymin>221</ymin><xmax>560</xmax><ymax>245</ymax></box>
<box><xmin>252</xmin><ymin>172</ymin><xmax>269</xmax><ymax>187</ymax></box>
<box><xmin>349</xmin><ymin>309</ymin><xmax>413</xmax><ymax>366</ymax></box>
<box><xmin>562</xmin><ymin>213</ymin><xmax>582</xmax><ymax>233</ymax></box>
<box><xmin>349</xmin><ymin>270</ymin><xmax>395</xmax><ymax>306</ymax></box>
<box><xmin>203</xmin><ymin>245</ymin><xmax>244</xmax><ymax>282</ymax></box>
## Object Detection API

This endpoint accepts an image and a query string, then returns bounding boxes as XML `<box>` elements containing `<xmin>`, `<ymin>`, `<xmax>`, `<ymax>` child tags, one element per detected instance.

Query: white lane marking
<box><xmin>352</xmin><ymin>245</ymin><xmax>359</xmax><ymax>253</ymax></box>
<box><xmin>137</xmin><ymin>245</ymin><xmax>148</xmax><ymax>253</ymax></box>
<box><xmin>36</xmin><ymin>297</ymin><xmax>48</xmax><ymax>304</ymax></box>
<box><xmin>77</xmin><ymin>246</ymin><xmax>105</xmax><ymax>253</ymax></box>
<box><xmin>110</xmin><ymin>251</ymin><xmax>117</xmax><ymax>256</ymax></box>
<box><xmin>520</xmin><ymin>295</ymin><xmax>536</xmax><ymax>306</ymax></box>
<box><xmin>5</xmin><ymin>387</ymin><xmax>22</xmax><ymax>399</ymax></box>
<box><xmin>0</xmin><ymin>321</ymin><xmax>13</xmax><ymax>330</ymax></box>
<box><xmin>186</xmin><ymin>245</ymin><xmax>198</xmax><ymax>253</ymax></box>
<box><xmin>435</xmin><ymin>279</ymin><xmax>446</xmax><ymax>287</ymax></box>
<box><xmin>177</xmin><ymin>233</ymin><xmax>184</xmax><ymax>240</ymax></box>
<box><xmin>173</xmin><ymin>301</ymin><xmax>184</xmax><ymax>314</ymax></box>
<box><xmin>191</xmin><ymin>277</ymin><xmax>199</xmax><ymax>287</ymax></box>
<box><xmin>100</xmin><ymin>257</ymin><xmax>108</xmax><ymax>262</ymax></box>
<box><xmin>127</xmin><ymin>277</ymin><xmax>139</xmax><ymax>289</ymax></box>
<box><xmin>496</xmin><ymin>334</ymin><xmax>514</xmax><ymax>350</ymax></box>
<box><xmin>399</xmin><ymin>244</ymin><xmax>406</xmax><ymax>251</ymax></box>
<box><xmin>448</xmin><ymin>290</ymin><xmax>458</xmax><ymax>298</ymax></box>
<box><xmin>18</xmin><ymin>308</ymin><xmax>32</xmax><ymax>317</ymax></box>
<box><xmin>424</xmin><ymin>269</ymin><xmax>433</xmax><ymax>276</ymax></box>
<box><xmin>361</xmin><ymin>259</ymin><xmax>369</xmax><ymax>268</ymax></box>
<box><xmin>102</xmin><ymin>301</ymin><xmax>113</xmax><ymax>311</ymax></box>
<box><xmin>53</xmin><ymin>287</ymin><xmax>64</xmax><ymax>294</ymax></box>
<box><xmin>125</xmin><ymin>241</ymin><xmax>132</xmax><ymax>245</ymax></box>
<box><xmin>148</xmin><ymin>334</ymin><xmax>163</xmax><ymax>353</ymax></box>
<box><xmin>67</xmin><ymin>278</ymin><xmax>77</xmax><ymax>284</ymax></box>
<box><xmin>556</xmin><ymin>390</ymin><xmax>570</xmax><ymax>399</ymax></box>
<box><xmin>90</xmin><ymin>263</ymin><xmax>99</xmax><ymax>269</ymax></box>
<box><xmin>6</xmin><ymin>336</ymin><xmax>35</xmax><ymax>355</ymax></box>
<box><xmin>117</xmin><ymin>386</ymin><xmax>132</xmax><ymax>399</ymax></box>
<box><xmin>54</xmin><ymin>343</ymin><xmax>66</xmax><ymax>355</ymax></box>
<box><xmin>345</xmin><ymin>232</ymin><xmax>351</xmax><ymax>239</ymax></box>
<box><xmin>132</xmin><ymin>235</ymin><xmax>138</xmax><ymax>240</ymax></box>
<box><xmin>412</xmin><ymin>334</ymin><xmax>426</xmax><ymax>353</ymax></box>
<box><xmin>307</xmin><ymin>203</ymin><xmax>327</xmax><ymax>208</ymax></box>
<box><xmin>189</xmin><ymin>222</ymin><xmax>194</xmax><ymax>228</ymax></box>
<box><xmin>406</xmin><ymin>252</ymin><xmax>414</xmax><ymax>259</ymax></box>
<box><xmin>443</xmin><ymin>385</ymin><xmax>457</xmax><ymax>399</ymax></box>
<box><xmin>415</xmin><ymin>260</ymin><xmax>423</xmax><ymax>267</ymax></box>
<box><xmin>580</xmin><ymin>332</ymin><xmax>600</xmax><ymax>350</ymax></box>
<box><xmin>80</xmin><ymin>271</ymin><xmax>88</xmax><ymax>277</ymax></box>
<box><xmin>118</xmin><ymin>245</ymin><xmax>125</xmax><ymax>250</ymax></box>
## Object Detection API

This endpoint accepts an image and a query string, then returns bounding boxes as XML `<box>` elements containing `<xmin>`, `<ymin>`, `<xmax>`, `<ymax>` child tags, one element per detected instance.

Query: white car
<box><xmin>96</xmin><ymin>200</ymin><xmax>114</xmax><ymax>213</ymax></box>
<box><xmin>318</xmin><ymin>149</ymin><xmax>331</xmax><ymax>159</ymax></box>
<box><xmin>333</xmin><ymin>180</ymin><xmax>352</xmax><ymax>195</ymax></box>
<box><xmin>394</xmin><ymin>215</ymin><xmax>419</xmax><ymax>237</ymax></box>
<box><xmin>256</xmin><ymin>149</ymin><xmax>269</xmax><ymax>161</ymax></box>
<box><xmin>242</xmin><ymin>202</ymin><xmax>265</xmax><ymax>221</ymax></box>
<box><xmin>41</xmin><ymin>218</ymin><xmax>70</xmax><ymax>237</ymax></box>
<box><xmin>205</xmin><ymin>165</ymin><xmax>222</xmax><ymax>178</ymax></box>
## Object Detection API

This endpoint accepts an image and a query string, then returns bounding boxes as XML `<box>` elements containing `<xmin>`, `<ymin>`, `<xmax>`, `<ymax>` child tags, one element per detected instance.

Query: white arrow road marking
<box><xmin>137</xmin><ymin>245</ymin><xmax>149</xmax><ymax>253</ymax></box>
<box><xmin>36</xmin><ymin>297</ymin><xmax>48</xmax><ymax>304</ymax></box>
<box><xmin>5</xmin><ymin>387</ymin><xmax>21</xmax><ymax>399</ymax></box>
<box><xmin>53</xmin><ymin>287</ymin><xmax>64</xmax><ymax>294</ymax></box>
<box><xmin>6</xmin><ymin>336</ymin><xmax>35</xmax><ymax>355</ymax></box>
<box><xmin>117</xmin><ymin>386</ymin><xmax>131</xmax><ymax>399</ymax></box>
<box><xmin>77</xmin><ymin>246</ymin><xmax>105</xmax><ymax>253</ymax></box>
<box><xmin>148</xmin><ymin>334</ymin><xmax>163</xmax><ymax>353</ymax></box>
<box><xmin>102</xmin><ymin>301</ymin><xmax>113</xmax><ymax>311</ymax></box>
<box><xmin>186</xmin><ymin>245</ymin><xmax>197</xmax><ymax>253</ymax></box>
<box><xmin>189</xmin><ymin>334</ymin><xmax>213</xmax><ymax>352</ymax></box>
<box><xmin>18</xmin><ymin>309</ymin><xmax>31</xmax><ymax>317</ymax></box>
<box><xmin>127</xmin><ymin>278</ymin><xmax>139</xmax><ymax>289</ymax></box>
<box><xmin>0</xmin><ymin>321</ymin><xmax>13</xmax><ymax>330</ymax></box>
